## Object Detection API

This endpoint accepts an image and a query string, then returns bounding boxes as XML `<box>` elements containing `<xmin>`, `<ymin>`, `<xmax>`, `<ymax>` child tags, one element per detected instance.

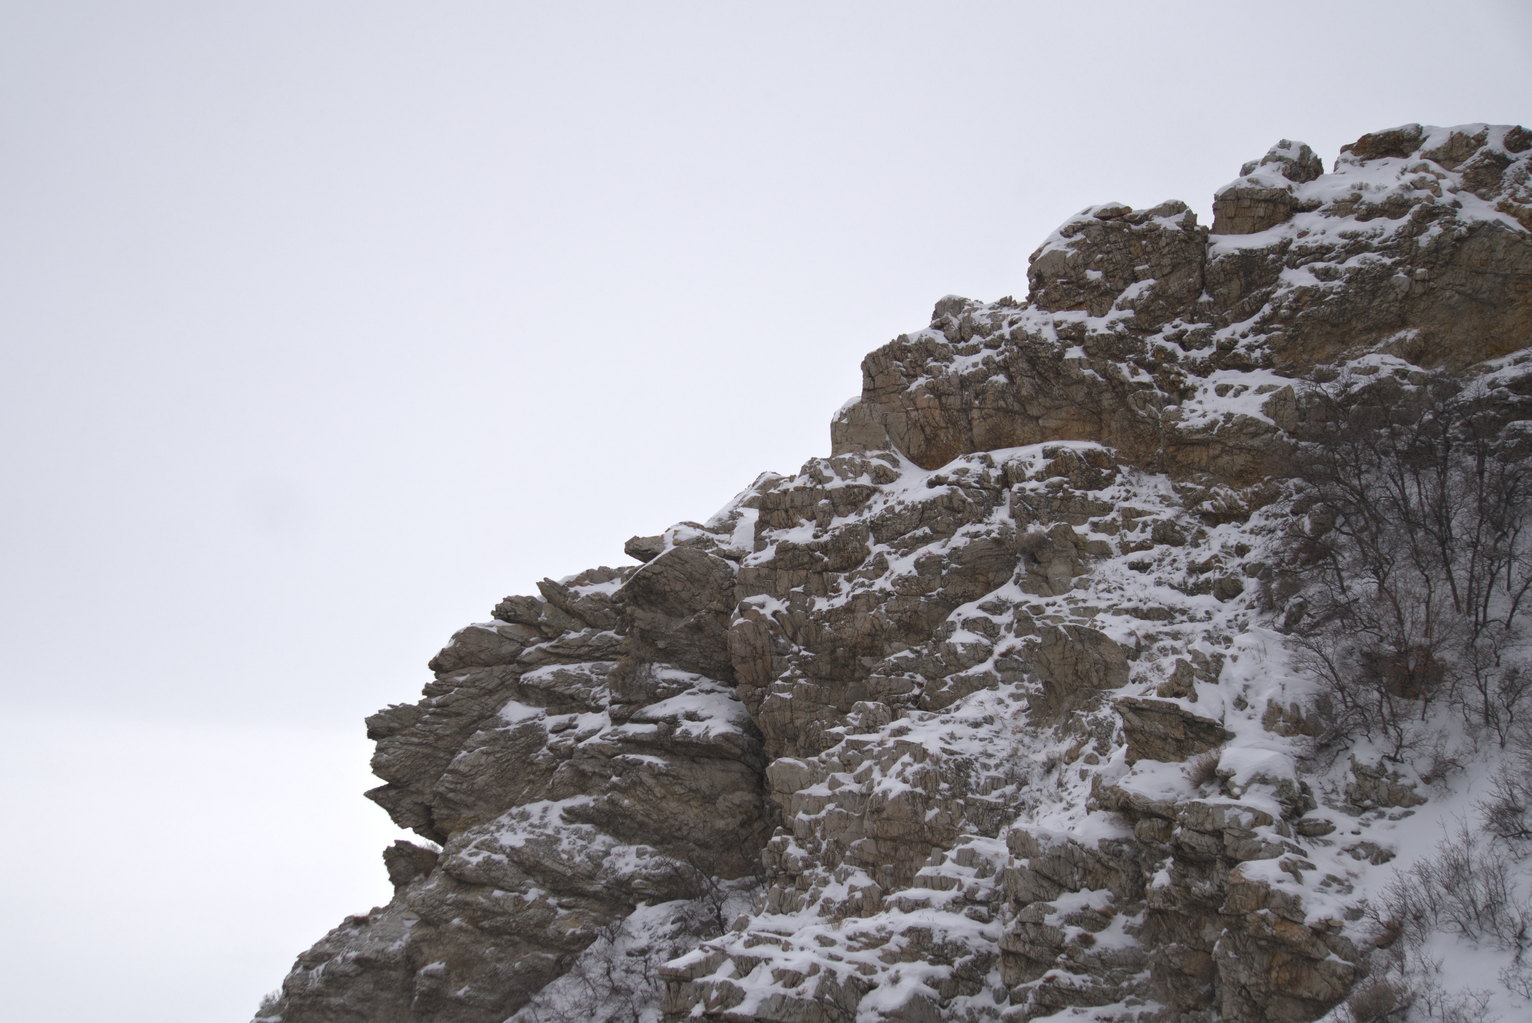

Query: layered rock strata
<box><xmin>259</xmin><ymin>124</ymin><xmax>1532</xmax><ymax>1023</ymax></box>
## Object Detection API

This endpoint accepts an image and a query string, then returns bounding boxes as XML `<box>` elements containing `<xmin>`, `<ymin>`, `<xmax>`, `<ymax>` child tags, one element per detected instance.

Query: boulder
<box><xmin>1116</xmin><ymin>696</ymin><xmax>1232</xmax><ymax>763</ymax></box>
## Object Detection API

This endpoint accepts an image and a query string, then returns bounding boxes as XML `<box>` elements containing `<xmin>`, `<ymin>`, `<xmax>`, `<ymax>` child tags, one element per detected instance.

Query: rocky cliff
<box><xmin>258</xmin><ymin>123</ymin><xmax>1532</xmax><ymax>1023</ymax></box>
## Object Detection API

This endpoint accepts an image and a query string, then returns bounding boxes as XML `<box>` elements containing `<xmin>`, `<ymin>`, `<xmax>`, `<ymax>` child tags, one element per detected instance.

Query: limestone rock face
<box><xmin>1027</xmin><ymin>200</ymin><xmax>1208</xmax><ymax>326</ymax></box>
<box><xmin>1203</xmin><ymin>123</ymin><xmax>1532</xmax><ymax>371</ymax></box>
<box><xmin>272</xmin><ymin>551</ymin><xmax>774</xmax><ymax>1023</ymax></box>
<box><xmin>836</xmin><ymin>122</ymin><xmax>1532</xmax><ymax>492</ymax></box>
<box><xmin>1115</xmin><ymin>697</ymin><xmax>1232</xmax><ymax>764</ymax></box>
<box><xmin>1211</xmin><ymin>139</ymin><xmax>1323</xmax><ymax>235</ymax></box>
<box><xmin>259</xmin><ymin>124</ymin><xmax>1532</xmax><ymax>1023</ymax></box>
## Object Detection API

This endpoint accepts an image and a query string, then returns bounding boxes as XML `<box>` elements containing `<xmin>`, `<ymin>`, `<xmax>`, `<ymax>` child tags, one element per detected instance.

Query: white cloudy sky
<box><xmin>2</xmin><ymin>2</ymin><xmax>1528</xmax><ymax>1020</ymax></box>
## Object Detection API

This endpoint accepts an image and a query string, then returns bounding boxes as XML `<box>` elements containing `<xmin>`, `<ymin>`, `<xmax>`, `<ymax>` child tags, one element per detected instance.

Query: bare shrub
<box><xmin>1348</xmin><ymin>819</ymin><xmax>1532</xmax><ymax>1022</ymax></box>
<box><xmin>1500</xmin><ymin>959</ymin><xmax>1532</xmax><ymax>1001</ymax></box>
<box><xmin>1410</xmin><ymin>981</ymin><xmax>1496</xmax><ymax>1023</ymax></box>
<box><xmin>1272</xmin><ymin>370</ymin><xmax>1532</xmax><ymax>757</ymax></box>
<box><xmin>1335</xmin><ymin>964</ymin><xmax>1495</xmax><ymax>1023</ymax></box>
<box><xmin>1482</xmin><ymin>765</ymin><xmax>1532</xmax><ymax>842</ymax></box>
<box><xmin>253</xmin><ymin>990</ymin><xmax>284</xmax><ymax>1022</ymax></box>
<box><xmin>1383</xmin><ymin>823</ymin><xmax>1532</xmax><ymax>954</ymax></box>
<box><xmin>1186</xmin><ymin>749</ymin><xmax>1221</xmax><ymax>789</ymax></box>
<box><xmin>1343</xmin><ymin>976</ymin><xmax>1411</xmax><ymax>1022</ymax></box>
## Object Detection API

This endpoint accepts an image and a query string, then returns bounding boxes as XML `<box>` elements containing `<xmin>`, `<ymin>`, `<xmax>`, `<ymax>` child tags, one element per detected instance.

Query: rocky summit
<box><xmin>258</xmin><ymin>124</ymin><xmax>1532</xmax><ymax>1023</ymax></box>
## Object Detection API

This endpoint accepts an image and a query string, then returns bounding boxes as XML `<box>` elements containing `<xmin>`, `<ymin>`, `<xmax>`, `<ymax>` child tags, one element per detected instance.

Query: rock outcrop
<box><xmin>258</xmin><ymin>124</ymin><xmax>1532</xmax><ymax>1023</ymax></box>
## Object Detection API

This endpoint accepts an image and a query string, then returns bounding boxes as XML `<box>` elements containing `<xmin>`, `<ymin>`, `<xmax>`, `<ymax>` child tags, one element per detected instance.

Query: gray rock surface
<box><xmin>258</xmin><ymin>124</ymin><xmax>1532</xmax><ymax>1023</ymax></box>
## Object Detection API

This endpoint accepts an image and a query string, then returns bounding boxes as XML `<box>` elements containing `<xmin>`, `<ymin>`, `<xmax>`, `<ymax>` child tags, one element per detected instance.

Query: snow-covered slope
<box><xmin>259</xmin><ymin>123</ymin><xmax>1532</xmax><ymax>1023</ymax></box>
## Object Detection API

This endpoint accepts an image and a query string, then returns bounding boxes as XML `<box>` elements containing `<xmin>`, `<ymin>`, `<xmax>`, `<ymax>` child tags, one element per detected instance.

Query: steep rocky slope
<box><xmin>258</xmin><ymin>123</ymin><xmax>1532</xmax><ymax>1023</ymax></box>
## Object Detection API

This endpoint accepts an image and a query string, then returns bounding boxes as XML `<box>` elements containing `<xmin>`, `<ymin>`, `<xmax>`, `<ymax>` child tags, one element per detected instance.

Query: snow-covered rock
<box><xmin>258</xmin><ymin>124</ymin><xmax>1532</xmax><ymax>1023</ymax></box>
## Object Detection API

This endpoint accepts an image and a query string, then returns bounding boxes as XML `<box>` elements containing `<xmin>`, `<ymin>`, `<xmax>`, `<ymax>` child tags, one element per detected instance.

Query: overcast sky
<box><xmin>3</xmin><ymin>2</ymin><xmax>1529</xmax><ymax>1020</ymax></box>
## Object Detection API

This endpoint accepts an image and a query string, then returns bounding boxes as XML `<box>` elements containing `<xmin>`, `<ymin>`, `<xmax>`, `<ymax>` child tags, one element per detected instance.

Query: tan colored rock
<box><xmin>623</xmin><ymin>533</ymin><xmax>663</xmax><ymax>563</ymax></box>
<box><xmin>265</xmin><ymin>122</ymin><xmax>1532</xmax><ymax>1023</ymax></box>
<box><xmin>1024</xmin><ymin>623</ymin><xmax>1130</xmax><ymax>718</ymax></box>
<box><xmin>1340</xmin><ymin>123</ymin><xmax>1428</xmax><ymax>162</ymax></box>
<box><xmin>619</xmin><ymin>545</ymin><xmax>737</xmax><ymax>680</ymax></box>
<box><xmin>829</xmin><ymin>391</ymin><xmax>892</xmax><ymax>454</ymax></box>
<box><xmin>382</xmin><ymin>840</ymin><xmax>439</xmax><ymax>891</ymax></box>
<box><xmin>1214</xmin><ymin>868</ymin><xmax>1362</xmax><ymax>1023</ymax></box>
<box><xmin>841</xmin><ymin>310</ymin><xmax>1283</xmax><ymax>486</ymax></box>
<box><xmin>1116</xmin><ymin>696</ymin><xmax>1232</xmax><ymax>763</ymax></box>
<box><xmin>427</xmin><ymin>621</ymin><xmax>537</xmax><ymax>674</ymax></box>
<box><xmin>1211</xmin><ymin>140</ymin><xmax>1323</xmax><ymax>235</ymax></box>
<box><xmin>1208</xmin><ymin>123</ymin><xmax>1532</xmax><ymax>373</ymax></box>
<box><xmin>1345</xmin><ymin>758</ymin><xmax>1426</xmax><ymax>810</ymax></box>
<box><xmin>1027</xmin><ymin>200</ymin><xmax>1208</xmax><ymax>329</ymax></box>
